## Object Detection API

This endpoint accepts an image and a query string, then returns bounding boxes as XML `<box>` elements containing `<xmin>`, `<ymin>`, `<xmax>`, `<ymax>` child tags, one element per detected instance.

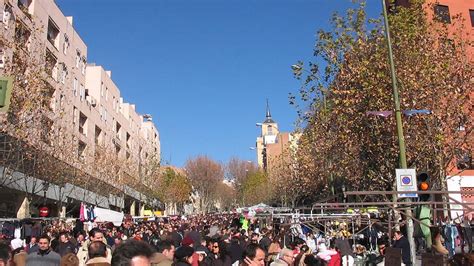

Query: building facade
<box><xmin>0</xmin><ymin>0</ymin><xmax>160</xmax><ymax>218</ymax></box>
<box><xmin>255</xmin><ymin>101</ymin><xmax>300</xmax><ymax>172</ymax></box>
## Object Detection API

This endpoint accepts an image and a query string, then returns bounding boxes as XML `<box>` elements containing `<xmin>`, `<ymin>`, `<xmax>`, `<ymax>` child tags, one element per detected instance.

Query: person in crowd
<box><xmin>170</xmin><ymin>226</ymin><xmax>183</xmax><ymax>248</ymax></box>
<box><xmin>270</xmin><ymin>248</ymin><xmax>294</xmax><ymax>266</ymax></box>
<box><xmin>186</xmin><ymin>226</ymin><xmax>202</xmax><ymax>247</ymax></box>
<box><xmin>241</xmin><ymin>244</ymin><xmax>265</xmax><ymax>266</ymax></box>
<box><xmin>0</xmin><ymin>243</ymin><xmax>11</xmax><ymax>266</ymax></box>
<box><xmin>195</xmin><ymin>246</ymin><xmax>210</xmax><ymax>266</ymax></box>
<box><xmin>85</xmin><ymin>241</ymin><xmax>109</xmax><ymax>266</ymax></box>
<box><xmin>209</xmin><ymin>240</ymin><xmax>232</xmax><ymax>266</ymax></box>
<box><xmin>258</xmin><ymin>230</ymin><xmax>271</xmax><ymax>253</ymax></box>
<box><xmin>181</xmin><ymin>237</ymin><xmax>198</xmax><ymax>266</ymax></box>
<box><xmin>150</xmin><ymin>240</ymin><xmax>175</xmax><ymax>266</ymax></box>
<box><xmin>111</xmin><ymin>239</ymin><xmax>154</xmax><ymax>266</ymax></box>
<box><xmin>392</xmin><ymin>231</ymin><xmax>412</xmax><ymax>266</ymax></box>
<box><xmin>76</xmin><ymin>234</ymin><xmax>86</xmax><ymax>251</ymax></box>
<box><xmin>105</xmin><ymin>231</ymin><xmax>115</xmax><ymax>248</ymax></box>
<box><xmin>27</xmin><ymin>236</ymin><xmax>39</xmax><ymax>254</ymax></box>
<box><xmin>326</xmin><ymin>242</ymin><xmax>340</xmax><ymax>266</ymax></box>
<box><xmin>294</xmin><ymin>245</ymin><xmax>310</xmax><ymax>266</ymax></box>
<box><xmin>11</xmin><ymin>238</ymin><xmax>27</xmax><ymax>266</ymax></box>
<box><xmin>335</xmin><ymin>238</ymin><xmax>354</xmax><ymax>266</ymax></box>
<box><xmin>267</xmin><ymin>237</ymin><xmax>281</xmax><ymax>264</ymax></box>
<box><xmin>227</xmin><ymin>237</ymin><xmax>243</xmax><ymax>265</ymax></box>
<box><xmin>302</xmin><ymin>255</ymin><xmax>322</xmax><ymax>266</ymax></box>
<box><xmin>315</xmin><ymin>243</ymin><xmax>336</xmax><ymax>263</ymax></box>
<box><xmin>60</xmin><ymin>253</ymin><xmax>80</xmax><ymax>266</ymax></box>
<box><xmin>173</xmin><ymin>246</ymin><xmax>194</xmax><ymax>266</ymax></box>
<box><xmin>56</xmin><ymin>232</ymin><xmax>78</xmax><ymax>257</ymax></box>
<box><xmin>26</xmin><ymin>235</ymin><xmax>61</xmax><ymax>266</ymax></box>
<box><xmin>77</xmin><ymin>228</ymin><xmax>112</xmax><ymax>266</ymax></box>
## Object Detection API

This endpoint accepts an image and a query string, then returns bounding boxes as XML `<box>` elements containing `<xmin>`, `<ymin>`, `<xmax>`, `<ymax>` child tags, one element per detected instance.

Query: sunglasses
<box><xmin>213</xmin><ymin>245</ymin><xmax>219</xmax><ymax>248</ymax></box>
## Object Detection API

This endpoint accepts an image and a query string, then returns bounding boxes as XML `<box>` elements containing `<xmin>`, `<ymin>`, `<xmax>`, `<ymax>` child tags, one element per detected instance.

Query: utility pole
<box><xmin>381</xmin><ymin>0</ymin><xmax>416</xmax><ymax>264</ymax></box>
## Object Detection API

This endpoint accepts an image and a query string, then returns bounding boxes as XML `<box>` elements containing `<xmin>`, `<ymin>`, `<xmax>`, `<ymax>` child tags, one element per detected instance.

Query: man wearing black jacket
<box><xmin>392</xmin><ymin>231</ymin><xmax>412</xmax><ymax>266</ymax></box>
<box><xmin>55</xmin><ymin>232</ymin><xmax>77</xmax><ymax>257</ymax></box>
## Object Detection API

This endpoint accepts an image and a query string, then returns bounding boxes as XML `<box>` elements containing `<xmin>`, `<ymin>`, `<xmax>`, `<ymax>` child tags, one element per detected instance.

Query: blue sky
<box><xmin>56</xmin><ymin>0</ymin><xmax>381</xmax><ymax>167</ymax></box>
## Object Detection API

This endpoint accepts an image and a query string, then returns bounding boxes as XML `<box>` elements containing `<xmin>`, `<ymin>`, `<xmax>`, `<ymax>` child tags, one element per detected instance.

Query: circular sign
<box><xmin>401</xmin><ymin>176</ymin><xmax>412</xmax><ymax>185</ymax></box>
<box><xmin>39</xmin><ymin>206</ymin><xmax>49</xmax><ymax>217</ymax></box>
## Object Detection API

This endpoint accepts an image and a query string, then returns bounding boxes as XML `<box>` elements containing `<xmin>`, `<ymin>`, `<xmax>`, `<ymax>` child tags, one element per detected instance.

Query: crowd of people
<box><xmin>0</xmin><ymin>214</ymin><xmax>472</xmax><ymax>266</ymax></box>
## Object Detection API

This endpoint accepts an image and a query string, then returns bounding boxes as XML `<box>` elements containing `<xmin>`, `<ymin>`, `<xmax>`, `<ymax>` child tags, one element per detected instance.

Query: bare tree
<box><xmin>185</xmin><ymin>156</ymin><xmax>224</xmax><ymax>213</ymax></box>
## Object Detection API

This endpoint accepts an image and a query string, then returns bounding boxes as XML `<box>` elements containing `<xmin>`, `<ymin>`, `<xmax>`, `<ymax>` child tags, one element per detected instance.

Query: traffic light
<box><xmin>0</xmin><ymin>76</ymin><xmax>13</xmax><ymax>112</ymax></box>
<box><xmin>417</xmin><ymin>172</ymin><xmax>430</xmax><ymax>201</ymax></box>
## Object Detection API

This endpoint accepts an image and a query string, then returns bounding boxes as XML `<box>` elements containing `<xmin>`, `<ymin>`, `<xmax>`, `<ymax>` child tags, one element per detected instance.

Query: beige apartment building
<box><xmin>0</xmin><ymin>0</ymin><xmax>160</xmax><ymax>218</ymax></box>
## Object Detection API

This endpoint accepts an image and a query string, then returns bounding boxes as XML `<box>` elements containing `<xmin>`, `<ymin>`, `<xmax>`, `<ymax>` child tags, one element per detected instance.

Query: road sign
<box><xmin>396</xmin><ymin>168</ymin><xmax>417</xmax><ymax>198</ymax></box>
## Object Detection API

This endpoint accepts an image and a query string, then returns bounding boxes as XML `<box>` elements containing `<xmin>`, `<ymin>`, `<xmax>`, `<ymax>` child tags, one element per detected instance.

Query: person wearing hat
<box><xmin>195</xmin><ymin>246</ymin><xmax>211</xmax><ymax>266</ymax></box>
<box><xmin>181</xmin><ymin>236</ymin><xmax>199</xmax><ymax>266</ymax></box>
<box><xmin>174</xmin><ymin>246</ymin><xmax>194</xmax><ymax>266</ymax></box>
<box><xmin>270</xmin><ymin>248</ymin><xmax>294</xmax><ymax>266</ymax></box>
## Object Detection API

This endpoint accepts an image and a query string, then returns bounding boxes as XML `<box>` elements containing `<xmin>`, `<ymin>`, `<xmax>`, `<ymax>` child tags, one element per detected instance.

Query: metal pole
<box><xmin>381</xmin><ymin>0</ymin><xmax>415</xmax><ymax>264</ymax></box>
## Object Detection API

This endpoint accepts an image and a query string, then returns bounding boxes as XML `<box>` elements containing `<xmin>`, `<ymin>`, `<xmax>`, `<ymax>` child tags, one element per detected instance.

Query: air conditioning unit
<box><xmin>86</xmin><ymin>96</ymin><xmax>97</xmax><ymax>107</ymax></box>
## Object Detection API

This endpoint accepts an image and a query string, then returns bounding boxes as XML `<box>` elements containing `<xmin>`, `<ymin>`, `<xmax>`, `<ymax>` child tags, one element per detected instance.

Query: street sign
<box><xmin>396</xmin><ymin>168</ymin><xmax>417</xmax><ymax>198</ymax></box>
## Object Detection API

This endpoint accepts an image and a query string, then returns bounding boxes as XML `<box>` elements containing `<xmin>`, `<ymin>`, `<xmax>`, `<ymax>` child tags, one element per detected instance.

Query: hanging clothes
<box><xmin>79</xmin><ymin>203</ymin><xmax>85</xmax><ymax>222</ymax></box>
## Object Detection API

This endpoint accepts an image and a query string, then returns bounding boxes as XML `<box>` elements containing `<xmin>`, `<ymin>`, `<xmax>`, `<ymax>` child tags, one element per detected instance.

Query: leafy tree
<box><xmin>226</xmin><ymin>157</ymin><xmax>257</xmax><ymax>205</ymax></box>
<box><xmin>156</xmin><ymin>168</ymin><xmax>192</xmax><ymax>214</ymax></box>
<box><xmin>241</xmin><ymin>170</ymin><xmax>271</xmax><ymax>206</ymax></box>
<box><xmin>291</xmin><ymin>0</ymin><xmax>473</xmax><ymax>199</ymax></box>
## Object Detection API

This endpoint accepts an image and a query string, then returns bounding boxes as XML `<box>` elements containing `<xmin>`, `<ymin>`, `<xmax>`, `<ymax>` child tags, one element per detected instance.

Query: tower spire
<box><xmin>263</xmin><ymin>99</ymin><xmax>275</xmax><ymax>123</ymax></box>
<box><xmin>266</xmin><ymin>98</ymin><xmax>271</xmax><ymax>119</ymax></box>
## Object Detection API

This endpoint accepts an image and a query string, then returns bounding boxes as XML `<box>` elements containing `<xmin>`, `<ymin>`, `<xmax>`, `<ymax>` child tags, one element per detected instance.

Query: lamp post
<box><xmin>381</xmin><ymin>0</ymin><xmax>415</xmax><ymax>263</ymax></box>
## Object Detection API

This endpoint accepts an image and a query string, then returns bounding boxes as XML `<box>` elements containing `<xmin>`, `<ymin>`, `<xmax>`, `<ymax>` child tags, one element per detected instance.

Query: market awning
<box><xmin>94</xmin><ymin>207</ymin><xmax>124</xmax><ymax>226</ymax></box>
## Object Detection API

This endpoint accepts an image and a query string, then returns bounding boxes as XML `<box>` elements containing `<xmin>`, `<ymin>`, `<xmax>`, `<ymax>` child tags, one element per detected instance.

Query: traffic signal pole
<box><xmin>381</xmin><ymin>0</ymin><xmax>416</xmax><ymax>264</ymax></box>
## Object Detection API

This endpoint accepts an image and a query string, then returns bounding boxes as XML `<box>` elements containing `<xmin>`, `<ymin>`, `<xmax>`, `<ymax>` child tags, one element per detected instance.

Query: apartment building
<box><xmin>0</xmin><ymin>0</ymin><xmax>160</xmax><ymax>218</ymax></box>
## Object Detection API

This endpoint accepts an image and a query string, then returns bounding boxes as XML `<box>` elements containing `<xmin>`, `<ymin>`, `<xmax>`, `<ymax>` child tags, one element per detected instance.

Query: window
<box><xmin>2</xmin><ymin>5</ymin><xmax>13</xmax><ymax>28</ymax></box>
<box><xmin>0</xmin><ymin>46</ymin><xmax>4</xmax><ymax>68</ymax></box>
<box><xmin>434</xmin><ymin>5</ymin><xmax>451</xmax><ymax>23</ymax></box>
<box><xmin>47</xmin><ymin>18</ymin><xmax>60</xmax><ymax>49</ymax></box>
<box><xmin>116</xmin><ymin>122</ymin><xmax>122</xmax><ymax>139</ymax></box>
<box><xmin>100</xmin><ymin>82</ymin><xmax>105</xmax><ymax>97</ymax></box>
<box><xmin>267</xmin><ymin>125</ymin><xmax>273</xmax><ymax>135</ymax></box>
<box><xmin>75</xmin><ymin>50</ymin><xmax>80</xmax><ymax>68</ymax></box>
<box><xmin>103</xmin><ymin>109</ymin><xmax>108</xmax><ymax>123</ymax></box>
<box><xmin>470</xmin><ymin>10</ymin><xmax>474</xmax><ymax>27</ymax></box>
<box><xmin>60</xmin><ymin>63</ymin><xmax>67</xmax><ymax>84</ymax></box>
<box><xmin>73</xmin><ymin>106</ymin><xmax>78</xmax><ymax>125</ymax></box>
<box><xmin>79</xmin><ymin>84</ymin><xmax>85</xmax><ymax>101</ymax></box>
<box><xmin>41</xmin><ymin>116</ymin><xmax>53</xmax><ymax>143</ymax></box>
<box><xmin>59</xmin><ymin>94</ymin><xmax>65</xmax><ymax>108</ymax></box>
<box><xmin>105</xmin><ymin>87</ymin><xmax>108</xmax><ymax>101</ymax></box>
<box><xmin>95</xmin><ymin>126</ymin><xmax>102</xmax><ymax>145</ymax></box>
<box><xmin>15</xmin><ymin>22</ymin><xmax>31</xmax><ymax>49</ymax></box>
<box><xmin>112</xmin><ymin>96</ymin><xmax>116</xmax><ymax>110</ymax></box>
<box><xmin>63</xmin><ymin>34</ymin><xmax>69</xmax><ymax>55</ymax></box>
<box><xmin>73</xmin><ymin>78</ymin><xmax>78</xmax><ymax>96</ymax></box>
<box><xmin>17</xmin><ymin>0</ymin><xmax>32</xmax><ymax>15</ymax></box>
<box><xmin>45</xmin><ymin>49</ymin><xmax>58</xmax><ymax>81</ymax></box>
<box><xmin>78</xmin><ymin>141</ymin><xmax>87</xmax><ymax>159</ymax></box>
<box><xmin>126</xmin><ymin>132</ymin><xmax>131</xmax><ymax>149</ymax></box>
<box><xmin>81</xmin><ymin>56</ymin><xmax>86</xmax><ymax>75</ymax></box>
<box><xmin>79</xmin><ymin>112</ymin><xmax>87</xmax><ymax>136</ymax></box>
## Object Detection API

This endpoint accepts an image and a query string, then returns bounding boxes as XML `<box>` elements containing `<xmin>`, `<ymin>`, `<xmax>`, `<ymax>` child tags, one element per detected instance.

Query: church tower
<box><xmin>256</xmin><ymin>100</ymin><xmax>279</xmax><ymax>169</ymax></box>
